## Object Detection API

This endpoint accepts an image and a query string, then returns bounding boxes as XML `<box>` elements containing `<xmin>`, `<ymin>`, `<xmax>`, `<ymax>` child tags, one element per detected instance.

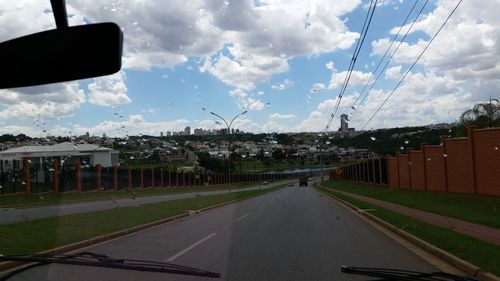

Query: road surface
<box><xmin>6</xmin><ymin>183</ymin><xmax>436</xmax><ymax>281</ymax></box>
<box><xmin>0</xmin><ymin>181</ymin><xmax>286</xmax><ymax>225</ymax></box>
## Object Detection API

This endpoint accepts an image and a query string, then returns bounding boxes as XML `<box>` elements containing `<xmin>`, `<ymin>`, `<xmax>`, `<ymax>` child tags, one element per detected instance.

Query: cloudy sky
<box><xmin>0</xmin><ymin>0</ymin><xmax>498</xmax><ymax>137</ymax></box>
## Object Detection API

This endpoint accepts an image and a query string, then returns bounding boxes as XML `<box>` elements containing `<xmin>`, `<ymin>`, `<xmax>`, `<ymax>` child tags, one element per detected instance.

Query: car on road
<box><xmin>299</xmin><ymin>176</ymin><xmax>308</xmax><ymax>187</ymax></box>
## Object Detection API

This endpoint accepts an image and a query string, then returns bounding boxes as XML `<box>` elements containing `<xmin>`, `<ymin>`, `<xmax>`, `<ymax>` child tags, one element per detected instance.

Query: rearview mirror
<box><xmin>0</xmin><ymin>23</ymin><xmax>123</xmax><ymax>89</ymax></box>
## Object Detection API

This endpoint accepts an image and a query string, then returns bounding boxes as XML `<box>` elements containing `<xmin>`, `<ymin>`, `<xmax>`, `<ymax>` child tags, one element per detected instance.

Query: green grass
<box><xmin>321</xmin><ymin>188</ymin><xmax>500</xmax><ymax>276</ymax></box>
<box><xmin>0</xmin><ymin>188</ymin><xmax>278</xmax><ymax>255</ymax></box>
<box><xmin>0</xmin><ymin>181</ymin><xmax>264</xmax><ymax>208</ymax></box>
<box><xmin>324</xmin><ymin>181</ymin><xmax>500</xmax><ymax>229</ymax></box>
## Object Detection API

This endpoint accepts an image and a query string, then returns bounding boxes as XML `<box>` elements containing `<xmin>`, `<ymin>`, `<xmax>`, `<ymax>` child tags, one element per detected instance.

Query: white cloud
<box><xmin>328</xmin><ymin>70</ymin><xmax>372</xmax><ymax>89</ymax></box>
<box><xmin>88</xmin><ymin>72</ymin><xmax>131</xmax><ymax>106</ymax></box>
<box><xmin>128</xmin><ymin>114</ymin><xmax>145</xmax><ymax>123</ymax></box>
<box><xmin>229</xmin><ymin>89</ymin><xmax>265</xmax><ymax>111</ymax></box>
<box><xmin>325</xmin><ymin>61</ymin><xmax>335</xmax><ymax>71</ymax></box>
<box><xmin>310</xmin><ymin>83</ymin><xmax>326</xmax><ymax>93</ymax></box>
<box><xmin>64</xmin><ymin>0</ymin><xmax>361</xmax><ymax>89</ymax></box>
<box><xmin>269</xmin><ymin>113</ymin><xmax>297</xmax><ymax>120</ymax></box>
<box><xmin>271</xmin><ymin>79</ymin><xmax>294</xmax><ymax>90</ymax></box>
<box><xmin>385</xmin><ymin>65</ymin><xmax>402</xmax><ymax>80</ymax></box>
<box><xmin>0</xmin><ymin>82</ymin><xmax>85</xmax><ymax>120</ymax></box>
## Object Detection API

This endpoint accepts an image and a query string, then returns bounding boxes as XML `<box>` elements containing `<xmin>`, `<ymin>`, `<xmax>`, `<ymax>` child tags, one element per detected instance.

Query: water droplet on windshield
<box><xmin>224</xmin><ymin>0</ymin><xmax>229</xmax><ymax>6</ymax></box>
<box><xmin>495</xmin><ymin>147</ymin><xmax>499</xmax><ymax>150</ymax></box>
<box><xmin>427</xmin><ymin>158</ymin><xmax>431</xmax><ymax>161</ymax></box>
<box><xmin>404</xmin><ymin>140</ymin><xmax>409</xmax><ymax>144</ymax></box>
<box><xmin>400</xmin><ymin>146</ymin><xmax>405</xmax><ymax>150</ymax></box>
<box><xmin>279</xmin><ymin>52</ymin><xmax>286</xmax><ymax>58</ymax></box>
<box><xmin>370</xmin><ymin>137</ymin><xmax>376</xmax><ymax>141</ymax></box>
<box><xmin>443</xmin><ymin>154</ymin><xmax>448</xmax><ymax>158</ymax></box>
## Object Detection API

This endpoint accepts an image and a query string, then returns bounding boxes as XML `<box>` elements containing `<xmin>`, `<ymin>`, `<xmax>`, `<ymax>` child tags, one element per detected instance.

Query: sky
<box><xmin>0</xmin><ymin>0</ymin><xmax>498</xmax><ymax>137</ymax></box>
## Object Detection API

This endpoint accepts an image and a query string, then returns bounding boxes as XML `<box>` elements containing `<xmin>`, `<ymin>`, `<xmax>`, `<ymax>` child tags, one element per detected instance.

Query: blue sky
<box><xmin>0</xmin><ymin>0</ymin><xmax>497</xmax><ymax>137</ymax></box>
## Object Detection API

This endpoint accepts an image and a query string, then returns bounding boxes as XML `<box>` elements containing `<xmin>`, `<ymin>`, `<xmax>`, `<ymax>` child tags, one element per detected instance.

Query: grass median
<box><xmin>0</xmin><ymin>186</ymin><xmax>281</xmax><ymax>255</ymax></box>
<box><xmin>324</xmin><ymin>181</ymin><xmax>500</xmax><ymax>229</ymax></box>
<box><xmin>0</xmin><ymin>181</ymin><xmax>268</xmax><ymax>208</ymax></box>
<box><xmin>321</xmin><ymin>187</ymin><xmax>500</xmax><ymax>277</ymax></box>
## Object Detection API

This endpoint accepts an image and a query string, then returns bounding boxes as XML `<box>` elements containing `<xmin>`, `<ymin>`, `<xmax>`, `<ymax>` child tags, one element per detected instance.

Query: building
<box><xmin>160</xmin><ymin>132</ymin><xmax>164</xmax><ymax>137</ymax></box>
<box><xmin>0</xmin><ymin>142</ymin><xmax>119</xmax><ymax>169</ymax></box>
<box><xmin>184</xmin><ymin>126</ymin><xmax>191</xmax><ymax>136</ymax></box>
<box><xmin>194</xmin><ymin>128</ymin><xmax>205</xmax><ymax>136</ymax></box>
<box><xmin>340</xmin><ymin>114</ymin><xmax>349</xmax><ymax>133</ymax></box>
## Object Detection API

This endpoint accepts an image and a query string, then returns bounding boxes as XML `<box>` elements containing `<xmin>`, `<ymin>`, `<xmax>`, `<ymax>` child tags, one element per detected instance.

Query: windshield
<box><xmin>1</xmin><ymin>1</ymin><xmax>499</xmax><ymax>281</ymax></box>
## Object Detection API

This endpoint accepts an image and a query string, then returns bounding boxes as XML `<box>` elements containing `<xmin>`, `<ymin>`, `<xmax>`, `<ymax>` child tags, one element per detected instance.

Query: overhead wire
<box><xmin>350</xmin><ymin>0</ymin><xmax>420</xmax><ymax>109</ymax></box>
<box><xmin>360</xmin><ymin>0</ymin><xmax>464</xmax><ymax>130</ymax></box>
<box><xmin>323</xmin><ymin>0</ymin><xmax>378</xmax><ymax>132</ymax></box>
<box><xmin>353</xmin><ymin>0</ymin><xmax>429</xmax><ymax>115</ymax></box>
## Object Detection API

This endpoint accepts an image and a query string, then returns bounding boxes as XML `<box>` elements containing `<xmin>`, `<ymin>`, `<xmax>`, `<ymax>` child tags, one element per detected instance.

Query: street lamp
<box><xmin>210</xmin><ymin>110</ymin><xmax>248</xmax><ymax>193</ymax></box>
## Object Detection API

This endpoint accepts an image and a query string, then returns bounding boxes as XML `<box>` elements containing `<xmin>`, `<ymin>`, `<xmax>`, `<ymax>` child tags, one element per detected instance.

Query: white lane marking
<box><xmin>165</xmin><ymin>233</ymin><xmax>216</xmax><ymax>262</ymax></box>
<box><xmin>235</xmin><ymin>212</ymin><xmax>251</xmax><ymax>222</ymax></box>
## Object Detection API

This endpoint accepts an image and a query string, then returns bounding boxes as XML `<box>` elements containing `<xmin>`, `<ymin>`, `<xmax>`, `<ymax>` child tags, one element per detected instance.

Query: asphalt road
<box><xmin>0</xmin><ymin>181</ymin><xmax>285</xmax><ymax>225</ymax></box>
<box><xmin>5</xmin><ymin>184</ymin><xmax>436</xmax><ymax>281</ymax></box>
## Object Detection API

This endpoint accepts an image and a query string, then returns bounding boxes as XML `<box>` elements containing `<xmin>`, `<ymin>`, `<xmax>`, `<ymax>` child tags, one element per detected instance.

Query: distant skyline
<box><xmin>0</xmin><ymin>0</ymin><xmax>498</xmax><ymax>137</ymax></box>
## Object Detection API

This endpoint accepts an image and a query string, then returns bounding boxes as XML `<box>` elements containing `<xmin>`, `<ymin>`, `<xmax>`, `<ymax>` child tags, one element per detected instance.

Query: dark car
<box><xmin>299</xmin><ymin>176</ymin><xmax>308</xmax><ymax>187</ymax></box>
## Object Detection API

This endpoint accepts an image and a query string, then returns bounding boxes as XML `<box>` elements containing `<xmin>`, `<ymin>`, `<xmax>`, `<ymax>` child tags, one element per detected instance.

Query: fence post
<box><xmin>379</xmin><ymin>159</ymin><xmax>383</xmax><ymax>184</ymax></box>
<box><xmin>76</xmin><ymin>161</ymin><xmax>81</xmax><ymax>193</ymax></box>
<box><xmin>421</xmin><ymin>143</ymin><xmax>428</xmax><ymax>190</ymax></box>
<box><xmin>128</xmin><ymin>167</ymin><xmax>132</xmax><ymax>189</ymax></box>
<box><xmin>52</xmin><ymin>160</ymin><xmax>60</xmax><ymax>194</ymax></box>
<box><xmin>160</xmin><ymin>168</ymin><xmax>164</xmax><ymax>188</ymax></box>
<box><xmin>151</xmin><ymin>168</ymin><xmax>155</xmax><ymax>188</ymax></box>
<box><xmin>441</xmin><ymin>136</ymin><xmax>449</xmax><ymax>192</ymax></box>
<box><xmin>168</xmin><ymin>170</ymin><xmax>172</xmax><ymax>187</ymax></box>
<box><xmin>468</xmin><ymin>126</ymin><xmax>478</xmax><ymax>194</ymax></box>
<box><xmin>112</xmin><ymin>165</ymin><xmax>118</xmax><ymax>191</ymax></box>
<box><xmin>396</xmin><ymin>153</ymin><xmax>401</xmax><ymax>188</ymax></box>
<box><xmin>176</xmin><ymin>171</ymin><xmax>179</xmax><ymax>187</ymax></box>
<box><xmin>96</xmin><ymin>164</ymin><xmax>102</xmax><ymax>191</ymax></box>
<box><xmin>183</xmin><ymin>171</ymin><xmax>186</xmax><ymax>187</ymax></box>
<box><xmin>189</xmin><ymin>171</ymin><xmax>192</xmax><ymax>187</ymax></box>
<box><xmin>23</xmin><ymin>158</ymin><xmax>31</xmax><ymax>195</ymax></box>
<box><xmin>140</xmin><ymin>168</ymin><xmax>144</xmax><ymax>188</ymax></box>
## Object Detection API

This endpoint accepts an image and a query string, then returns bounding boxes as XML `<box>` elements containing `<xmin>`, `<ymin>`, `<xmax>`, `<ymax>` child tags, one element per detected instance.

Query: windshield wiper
<box><xmin>0</xmin><ymin>252</ymin><xmax>220</xmax><ymax>280</ymax></box>
<box><xmin>341</xmin><ymin>266</ymin><xmax>479</xmax><ymax>281</ymax></box>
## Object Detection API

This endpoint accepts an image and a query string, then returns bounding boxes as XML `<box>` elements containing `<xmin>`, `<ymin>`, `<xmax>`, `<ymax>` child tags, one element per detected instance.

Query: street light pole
<box><xmin>210</xmin><ymin>110</ymin><xmax>247</xmax><ymax>193</ymax></box>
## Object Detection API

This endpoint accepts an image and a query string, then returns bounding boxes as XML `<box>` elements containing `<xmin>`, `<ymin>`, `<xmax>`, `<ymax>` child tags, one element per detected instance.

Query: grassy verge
<box><xmin>321</xmin><ymin>188</ymin><xmax>500</xmax><ymax>276</ymax></box>
<box><xmin>324</xmin><ymin>181</ymin><xmax>500</xmax><ymax>229</ymax></box>
<box><xmin>0</xmin><ymin>187</ymin><xmax>279</xmax><ymax>255</ymax></box>
<box><xmin>0</xmin><ymin>181</ymin><xmax>265</xmax><ymax>208</ymax></box>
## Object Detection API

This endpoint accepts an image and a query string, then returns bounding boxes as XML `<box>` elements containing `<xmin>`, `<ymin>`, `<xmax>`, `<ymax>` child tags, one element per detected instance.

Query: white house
<box><xmin>0</xmin><ymin>142</ymin><xmax>119</xmax><ymax>169</ymax></box>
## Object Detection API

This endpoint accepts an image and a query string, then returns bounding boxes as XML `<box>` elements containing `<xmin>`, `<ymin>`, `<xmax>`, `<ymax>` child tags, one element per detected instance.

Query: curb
<box><xmin>0</xmin><ymin>186</ymin><xmax>282</xmax><ymax>272</ymax></box>
<box><xmin>316</xmin><ymin>187</ymin><xmax>500</xmax><ymax>281</ymax></box>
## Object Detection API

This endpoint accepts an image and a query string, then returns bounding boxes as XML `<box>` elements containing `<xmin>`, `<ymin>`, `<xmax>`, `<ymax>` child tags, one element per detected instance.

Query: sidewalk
<box><xmin>332</xmin><ymin>189</ymin><xmax>500</xmax><ymax>246</ymax></box>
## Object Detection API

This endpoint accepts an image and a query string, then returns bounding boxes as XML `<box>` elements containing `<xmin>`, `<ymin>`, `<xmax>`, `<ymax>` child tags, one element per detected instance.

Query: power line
<box><xmin>361</xmin><ymin>0</ymin><xmax>463</xmax><ymax>130</ymax></box>
<box><xmin>324</xmin><ymin>0</ymin><xmax>378</xmax><ymax>131</ymax></box>
<box><xmin>354</xmin><ymin>0</ymin><xmax>429</xmax><ymax>115</ymax></box>
<box><xmin>351</xmin><ymin>0</ymin><xmax>420</xmax><ymax>108</ymax></box>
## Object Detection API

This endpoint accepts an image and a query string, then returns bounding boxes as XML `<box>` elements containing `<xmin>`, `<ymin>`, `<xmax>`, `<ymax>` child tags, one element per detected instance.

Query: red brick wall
<box><xmin>409</xmin><ymin>150</ymin><xmax>426</xmax><ymax>190</ymax></box>
<box><xmin>397</xmin><ymin>154</ymin><xmax>410</xmax><ymax>189</ymax></box>
<box><xmin>423</xmin><ymin>145</ymin><xmax>447</xmax><ymax>192</ymax></box>
<box><xmin>444</xmin><ymin>138</ymin><xmax>475</xmax><ymax>194</ymax></box>
<box><xmin>473</xmin><ymin>128</ymin><xmax>500</xmax><ymax>196</ymax></box>
<box><xmin>387</xmin><ymin>157</ymin><xmax>399</xmax><ymax>188</ymax></box>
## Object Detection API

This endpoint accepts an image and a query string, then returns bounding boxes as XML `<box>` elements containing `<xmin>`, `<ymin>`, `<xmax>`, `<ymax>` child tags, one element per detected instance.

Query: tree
<box><xmin>457</xmin><ymin>99</ymin><xmax>500</xmax><ymax>136</ymax></box>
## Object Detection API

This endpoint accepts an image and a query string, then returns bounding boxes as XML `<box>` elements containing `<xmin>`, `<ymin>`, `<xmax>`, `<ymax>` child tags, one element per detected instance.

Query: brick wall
<box><xmin>423</xmin><ymin>145</ymin><xmax>446</xmax><ymax>192</ymax></box>
<box><xmin>387</xmin><ymin>157</ymin><xmax>399</xmax><ymax>188</ymax></box>
<box><xmin>445</xmin><ymin>138</ymin><xmax>474</xmax><ymax>194</ymax></box>
<box><xmin>397</xmin><ymin>154</ymin><xmax>410</xmax><ymax>189</ymax></box>
<box><xmin>408</xmin><ymin>150</ymin><xmax>426</xmax><ymax>190</ymax></box>
<box><xmin>473</xmin><ymin>128</ymin><xmax>500</xmax><ymax>196</ymax></box>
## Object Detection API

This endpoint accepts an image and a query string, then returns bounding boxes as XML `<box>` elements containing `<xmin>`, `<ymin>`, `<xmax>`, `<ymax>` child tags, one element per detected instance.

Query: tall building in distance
<box><xmin>184</xmin><ymin>126</ymin><xmax>191</xmax><ymax>136</ymax></box>
<box><xmin>339</xmin><ymin>113</ymin><xmax>355</xmax><ymax>134</ymax></box>
<box><xmin>340</xmin><ymin>114</ymin><xmax>349</xmax><ymax>133</ymax></box>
